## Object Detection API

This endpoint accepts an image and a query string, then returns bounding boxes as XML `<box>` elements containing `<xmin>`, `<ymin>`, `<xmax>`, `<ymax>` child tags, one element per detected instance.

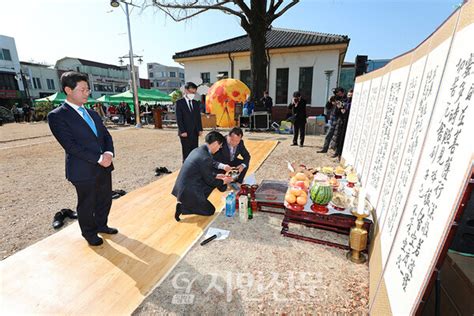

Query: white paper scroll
<box><xmin>384</xmin><ymin>22</ymin><xmax>474</xmax><ymax>315</ymax></box>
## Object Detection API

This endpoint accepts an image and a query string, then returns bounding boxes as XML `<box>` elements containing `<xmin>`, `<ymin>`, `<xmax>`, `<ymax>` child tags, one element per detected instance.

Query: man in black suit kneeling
<box><xmin>212</xmin><ymin>127</ymin><xmax>251</xmax><ymax>184</ymax></box>
<box><xmin>172</xmin><ymin>131</ymin><xmax>233</xmax><ymax>222</ymax></box>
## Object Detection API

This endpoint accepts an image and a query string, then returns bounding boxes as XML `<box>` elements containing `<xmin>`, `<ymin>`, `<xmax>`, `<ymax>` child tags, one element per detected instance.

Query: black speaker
<box><xmin>355</xmin><ymin>55</ymin><xmax>368</xmax><ymax>77</ymax></box>
<box><xmin>251</xmin><ymin>112</ymin><xmax>270</xmax><ymax>129</ymax></box>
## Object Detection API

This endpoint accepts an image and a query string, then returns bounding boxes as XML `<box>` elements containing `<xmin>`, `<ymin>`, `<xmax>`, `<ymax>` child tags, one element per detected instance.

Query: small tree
<box><xmin>149</xmin><ymin>0</ymin><xmax>299</xmax><ymax>101</ymax></box>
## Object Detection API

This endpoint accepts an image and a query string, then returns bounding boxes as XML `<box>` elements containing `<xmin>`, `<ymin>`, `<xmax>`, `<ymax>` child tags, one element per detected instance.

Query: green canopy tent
<box><xmin>96</xmin><ymin>95</ymin><xmax>111</xmax><ymax>103</ymax></box>
<box><xmin>34</xmin><ymin>92</ymin><xmax>97</xmax><ymax>107</ymax></box>
<box><xmin>108</xmin><ymin>88</ymin><xmax>172</xmax><ymax>104</ymax></box>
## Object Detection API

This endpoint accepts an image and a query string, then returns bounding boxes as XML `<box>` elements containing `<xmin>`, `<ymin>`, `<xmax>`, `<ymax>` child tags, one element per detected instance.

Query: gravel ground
<box><xmin>0</xmin><ymin>122</ymin><xmax>367</xmax><ymax>313</ymax></box>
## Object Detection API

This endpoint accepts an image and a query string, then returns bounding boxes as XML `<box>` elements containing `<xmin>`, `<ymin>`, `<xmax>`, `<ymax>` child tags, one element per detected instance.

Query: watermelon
<box><xmin>310</xmin><ymin>182</ymin><xmax>333</xmax><ymax>205</ymax></box>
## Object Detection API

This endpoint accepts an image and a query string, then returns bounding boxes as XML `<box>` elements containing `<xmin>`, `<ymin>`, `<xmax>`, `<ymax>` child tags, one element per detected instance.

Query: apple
<box><xmin>294</xmin><ymin>181</ymin><xmax>307</xmax><ymax>190</ymax></box>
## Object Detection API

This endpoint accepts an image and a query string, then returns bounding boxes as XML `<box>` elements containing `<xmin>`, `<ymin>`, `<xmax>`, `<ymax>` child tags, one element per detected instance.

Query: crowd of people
<box><xmin>10</xmin><ymin>103</ymin><xmax>33</xmax><ymax>123</ymax></box>
<box><xmin>88</xmin><ymin>102</ymin><xmax>170</xmax><ymax>125</ymax></box>
<box><xmin>318</xmin><ymin>87</ymin><xmax>353</xmax><ymax>159</ymax></box>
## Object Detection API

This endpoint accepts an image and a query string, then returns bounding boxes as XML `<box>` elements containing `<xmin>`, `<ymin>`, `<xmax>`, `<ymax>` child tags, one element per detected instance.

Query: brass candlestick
<box><xmin>347</xmin><ymin>208</ymin><xmax>369</xmax><ymax>263</ymax></box>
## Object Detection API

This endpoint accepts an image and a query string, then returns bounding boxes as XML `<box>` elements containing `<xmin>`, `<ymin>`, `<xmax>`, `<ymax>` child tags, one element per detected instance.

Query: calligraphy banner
<box><xmin>341</xmin><ymin>1</ymin><xmax>474</xmax><ymax>314</ymax></box>
<box><xmin>381</xmin><ymin>16</ymin><xmax>474</xmax><ymax>315</ymax></box>
<box><xmin>360</xmin><ymin>72</ymin><xmax>391</xmax><ymax>186</ymax></box>
<box><xmin>342</xmin><ymin>82</ymin><xmax>365</xmax><ymax>166</ymax></box>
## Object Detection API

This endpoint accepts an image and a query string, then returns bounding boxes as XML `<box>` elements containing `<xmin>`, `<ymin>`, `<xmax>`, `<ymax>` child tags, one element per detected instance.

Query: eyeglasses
<box><xmin>74</xmin><ymin>88</ymin><xmax>91</xmax><ymax>94</ymax></box>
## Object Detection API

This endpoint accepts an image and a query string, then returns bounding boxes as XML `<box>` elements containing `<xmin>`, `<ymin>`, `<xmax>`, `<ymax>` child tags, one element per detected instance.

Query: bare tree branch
<box><xmin>152</xmin><ymin>0</ymin><xmax>247</xmax><ymax>21</ymax></box>
<box><xmin>270</xmin><ymin>0</ymin><xmax>299</xmax><ymax>22</ymax></box>
<box><xmin>267</xmin><ymin>0</ymin><xmax>283</xmax><ymax>16</ymax></box>
<box><xmin>232</xmin><ymin>0</ymin><xmax>252</xmax><ymax>18</ymax></box>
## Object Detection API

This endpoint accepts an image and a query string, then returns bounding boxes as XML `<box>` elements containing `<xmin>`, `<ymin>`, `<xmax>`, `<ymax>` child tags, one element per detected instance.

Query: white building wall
<box><xmin>182</xmin><ymin>58</ymin><xmax>231</xmax><ymax>84</ymax></box>
<box><xmin>180</xmin><ymin>49</ymin><xmax>340</xmax><ymax>107</ymax></box>
<box><xmin>268</xmin><ymin>50</ymin><xmax>339</xmax><ymax>106</ymax></box>
<box><xmin>21</xmin><ymin>64</ymin><xmax>60</xmax><ymax>98</ymax></box>
<box><xmin>0</xmin><ymin>35</ymin><xmax>24</xmax><ymax>91</ymax></box>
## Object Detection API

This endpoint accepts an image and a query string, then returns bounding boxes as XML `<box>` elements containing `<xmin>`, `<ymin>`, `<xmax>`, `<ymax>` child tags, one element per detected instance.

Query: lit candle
<box><xmin>358</xmin><ymin>188</ymin><xmax>366</xmax><ymax>215</ymax></box>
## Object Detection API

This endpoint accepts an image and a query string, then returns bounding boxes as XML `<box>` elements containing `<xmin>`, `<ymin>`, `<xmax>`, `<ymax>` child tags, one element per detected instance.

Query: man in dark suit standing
<box><xmin>212</xmin><ymin>127</ymin><xmax>251</xmax><ymax>184</ymax></box>
<box><xmin>48</xmin><ymin>72</ymin><xmax>117</xmax><ymax>246</ymax></box>
<box><xmin>260</xmin><ymin>90</ymin><xmax>273</xmax><ymax>115</ymax></box>
<box><xmin>288</xmin><ymin>91</ymin><xmax>308</xmax><ymax>147</ymax></box>
<box><xmin>172</xmin><ymin>131</ymin><xmax>233</xmax><ymax>222</ymax></box>
<box><xmin>176</xmin><ymin>82</ymin><xmax>203</xmax><ymax>162</ymax></box>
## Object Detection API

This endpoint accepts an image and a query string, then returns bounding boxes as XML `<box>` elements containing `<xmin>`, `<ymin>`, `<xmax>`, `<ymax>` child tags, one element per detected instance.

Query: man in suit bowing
<box><xmin>212</xmin><ymin>127</ymin><xmax>251</xmax><ymax>184</ymax></box>
<box><xmin>176</xmin><ymin>82</ymin><xmax>203</xmax><ymax>162</ymax></box>
<box><xmin>48</xmin><ymin>72</ymin><xmax>117</xmax><ymax>246</ymax></box>
<box><xmin>172</xmin><ymin>131</ymin><xmax>233</xmax><ymax>222</ymax></box>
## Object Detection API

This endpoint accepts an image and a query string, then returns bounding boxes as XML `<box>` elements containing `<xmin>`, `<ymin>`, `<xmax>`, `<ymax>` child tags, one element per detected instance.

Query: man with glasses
<box><xmin>48</xmin><ymin>71</ymin><xmax>117</xmax><ymax>246</ymax></box>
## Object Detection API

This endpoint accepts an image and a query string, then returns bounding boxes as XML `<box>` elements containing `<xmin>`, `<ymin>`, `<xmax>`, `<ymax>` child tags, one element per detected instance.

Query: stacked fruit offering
<box><xmin>284</xmin><ymin>172</ymin><xmax>312</xmax><ymax>211</ymax></box>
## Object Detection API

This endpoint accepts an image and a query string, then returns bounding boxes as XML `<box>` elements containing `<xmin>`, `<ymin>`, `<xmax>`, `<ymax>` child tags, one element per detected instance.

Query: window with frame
<box><xmin>169</xmin><ymin>71</ymin><xmax>176</xmax><ymax>78</ymax></box>
<box><xmin>298</xmin><ymin>67</ymin><xmax>313</xmax><ymax>104</ymax></box>
<box><xmin>149</xmin><ymin>72</ymin><xmax>154</xmax><ymax>78</ymax></box>
<box><xmin>275</xmin><ymin>68</ymin><xmax>289</xmax><ymax>104</ymax></box>
<box><xmin>0</xmin><ymin>48</ymin><xmax>12</xmax><ymax>61</ymax></box>
<box><xmin>179</xmin><ymin>72</ymin><xmax>184</xmax><ymax>79</ymax></box>
<box><xmin>46</xmin><ymin>79</ymin><xmax>55</xmax><ymax>90</ymax></box>
<box><xmin>218</xmin><ymin>71</ymin><xmax>228</xmax><ymax>80</ymax></box>
<box><xmin>240</xmin><ymin>70</ymin><xmax>251</xmax><ymax>89</ymax></box>
<box><xmin>201</xmin><ymin>72</ymin><xmax>210</xmax><ymax>84</ymax></box>
<box><xmin>0</xmin><ymin>73</ymin><xmax>18</xmax><ymax>90</ymax></box>
<box><xmin>33</xmin><ymin>77</ymin><xmax>42</xmax><ymax>89</ymax></box>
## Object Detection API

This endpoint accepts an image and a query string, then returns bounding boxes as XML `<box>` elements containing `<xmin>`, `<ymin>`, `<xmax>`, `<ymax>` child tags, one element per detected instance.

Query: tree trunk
<box><xmin>247</xmin><ymin>0</ymin><xmax>268</xmax><ymax>104</ymax></box>
<box><xmin>248</xmin><ymin>28</ymin><xmax>267</xmax><ymax>104</ymax></box>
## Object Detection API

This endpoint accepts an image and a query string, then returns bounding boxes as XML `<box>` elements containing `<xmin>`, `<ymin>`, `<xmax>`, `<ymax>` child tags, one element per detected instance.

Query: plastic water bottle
<box><xmin>230</xmin><ymin>192</ymin><xmax>236</xmax><ymax>216</ymax></box>
<box><xmin>239</xmin><ymin>194</ymin><xmax>248</xmax><ymax>223</ymax></box>
<box><xmin>226</xmin><ymin>192</ymin><xmax>235</xmax><ymax>217</ymax></box>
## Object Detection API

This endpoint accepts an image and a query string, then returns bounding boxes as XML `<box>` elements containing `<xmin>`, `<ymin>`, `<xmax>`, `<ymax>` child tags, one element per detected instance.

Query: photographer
<box><xmin>318</xmin><ymin>87</ymin><xmax>346</xmax><ymax>154</ymax></box>
<box><xmin>288</xmin><ymin>91</ymin><xmax>307</xmax><ymax>147</ymax></box>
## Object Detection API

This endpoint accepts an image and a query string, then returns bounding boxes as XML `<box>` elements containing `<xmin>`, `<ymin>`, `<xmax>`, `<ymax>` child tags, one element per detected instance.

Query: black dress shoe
<box><xmin>159</xmin><ymin>167</ymin><xmax>172</xmax><ymax>174</ymax></box>
<box><xmin>317</xmin><ymin>149</ymin><xmax>328</xmax><ymax>153</ymax></box>
<box><xmin>331</xmin><ymin>153</ymin><xmax>340</xmax><ymax>158</ymax></box>
<box><xmin>97</xmin><ymin>227</ymin><xmax>119</xmax><ymax>234</ymax></box>
<box><xmin>85</xmin><ymin>235</ymin><xmax>103</xmax><ymax>246</ymax></box>
<box><xmin>290</xmin><ymin>143</ymin><xmax>298</xmax><ymax>146</ymax></box>
<box><xmin>299</xmin><ymin>144</ymin><xmax>304</xmax><ymax>147</ymax></box>
<box><xmin>112</xmin><ymin>192</ymin><xmax>121</xmax><ymax>199</ymax></box>
<box><xmin>52</xmin><ymin>212</ymin><xmax>66</xmax><ymax>229</ymax></box>
<box><xmin>175</xmin><ymin>203</ymin><xmax>182</xmax><ymax>222</ymax></box>
<box><xmin>61</xmin><ymin>208</ymin><xmax>77</xmax><ymax>219</ymax></box>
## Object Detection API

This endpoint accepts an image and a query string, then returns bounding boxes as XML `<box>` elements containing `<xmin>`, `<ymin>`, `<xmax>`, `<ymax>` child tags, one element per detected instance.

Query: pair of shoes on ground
<box><xmin>111</xmin><ymin>189</ymin><xmax>127</xmax><ymax>199</ymax></box>
<box><xmin>85</xmin><ymin>226</ymin><xmax>119</xmax><ymax>246</ymax></box>
<box><xmin>291</xmin><ymin>143</ymin><xmax>304</xmax><ymax>147</ymax></box>
<box><xmin>155</xmin><ymin>166</ymin><xmax>172</xmax><ymax>176</ymax></box>
<box><xmin>52</xmin><ymin>209</ymin><xmax>78</xmax><ymax>229</ymax></box>
<box><xmin>317</xmin><ymin>149</ymin><xmax>340</xmax><ymax>158</ymax></box>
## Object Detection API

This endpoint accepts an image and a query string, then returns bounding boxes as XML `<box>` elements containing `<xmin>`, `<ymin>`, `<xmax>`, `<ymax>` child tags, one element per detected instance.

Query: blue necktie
<box><xmin>78</xmin><ymin>107</ymin><xmax>97</xmax><ymax>136</ymax></box>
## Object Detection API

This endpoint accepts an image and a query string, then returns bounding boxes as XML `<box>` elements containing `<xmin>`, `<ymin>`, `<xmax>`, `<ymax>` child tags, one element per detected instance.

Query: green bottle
<box><xmin>247</xmin><ymin>193</ymin><xmax>253</xmax><ymax>220</ymax></box>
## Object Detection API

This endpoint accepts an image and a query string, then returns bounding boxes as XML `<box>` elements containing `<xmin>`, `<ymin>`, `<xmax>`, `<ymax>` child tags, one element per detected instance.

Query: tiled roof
<box><xmin>173</xmin><ymin>28</ymin><xmax>349</xmax><ymax>59</ymax></box>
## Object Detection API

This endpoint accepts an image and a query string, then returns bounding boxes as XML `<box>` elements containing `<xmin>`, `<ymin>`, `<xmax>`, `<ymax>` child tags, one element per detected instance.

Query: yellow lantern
<box><xmin>206</xmin><ymin>78</ymin><xmax>250</xmax><ymax>127</ymax></box>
